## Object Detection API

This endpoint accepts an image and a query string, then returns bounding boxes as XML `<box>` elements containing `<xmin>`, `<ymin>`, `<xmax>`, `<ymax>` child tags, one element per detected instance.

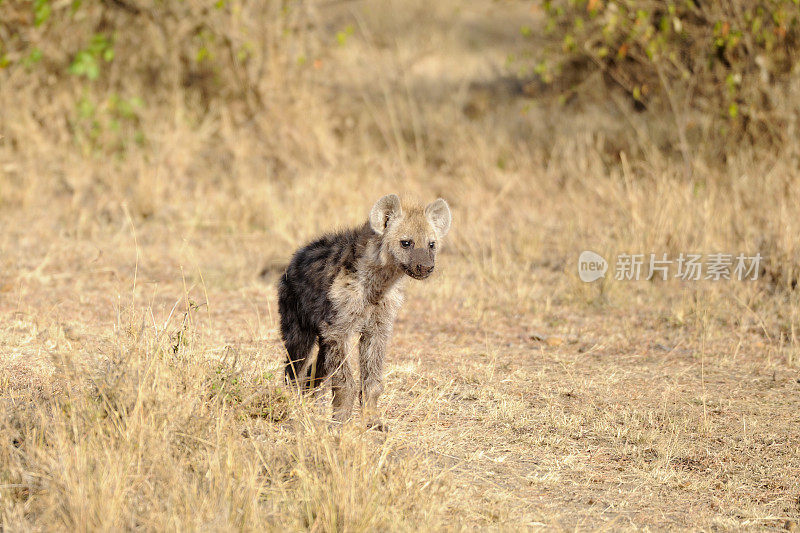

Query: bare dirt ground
<box><xmin>2</xmin><ymin>1</ymin><xmax>800</xmax><ymax>530</ymax></box>
<box><xmin>2</xmin><ymin>204</ymin><xmax>799</xmax><ymax>529</ymax></box>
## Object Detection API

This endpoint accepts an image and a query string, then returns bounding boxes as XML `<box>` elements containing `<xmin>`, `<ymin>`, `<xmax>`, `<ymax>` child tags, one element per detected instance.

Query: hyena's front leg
<box><xmin>320</xmin><ymin>340</ymin><xmax>357</xmax><ymax>423</ymax></box>
<box><xmin>359</xmin><ymin>327</ymin><xmax>390</xmax><ymax>431</ymax></box>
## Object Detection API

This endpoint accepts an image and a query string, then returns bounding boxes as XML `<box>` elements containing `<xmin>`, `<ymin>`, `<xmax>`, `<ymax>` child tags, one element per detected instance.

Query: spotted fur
<box><xmin>278</xmin><ymin>194</ymin><xmax>452</xmax><ymax>428</ymax></box>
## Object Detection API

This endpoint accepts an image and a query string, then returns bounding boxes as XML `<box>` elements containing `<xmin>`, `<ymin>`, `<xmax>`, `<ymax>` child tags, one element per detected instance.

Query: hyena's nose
<box><xmin>415</xmin><ymin>264</ymin><xmax>433</xmax><ymax>276</ymax></box>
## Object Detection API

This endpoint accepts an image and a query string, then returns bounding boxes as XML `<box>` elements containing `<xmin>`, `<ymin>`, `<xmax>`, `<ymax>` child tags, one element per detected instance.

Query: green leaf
<box><xmin>33</xmin><ymin>0</ymin><xmax>51</xmax><ymax>27</ymax></box>
<box><xmin>196</xmin><ymin>46</ymin><xmax>210</xmax><ymax>63</ymax></box>
<box><xmin>22</xmin><ymin>48</ymin><xmax>43</xmax><ymax>67</ymax></box>
<box><xmin>69</xmin><ymin>34</ymin><xmax>113</xmax><ymax>80</ymax></box>
<box><xmin>86</xmin><ymin>62</ymin><xmax>99</xmax><ymax>80</ymax></box>
<box><xmin>563</xmin><ymin>33</ymin><xmax>576</xmax><ymax>52</ymax></box>
<box><xmin>77</xmin><ymin>97</ymin><xmax>95</xmax><ymax>119</ymax></box>
<box><xmin>335</xmin><ymin>24</ymin><xmax>355</xmax><ymax>46</ymax></box>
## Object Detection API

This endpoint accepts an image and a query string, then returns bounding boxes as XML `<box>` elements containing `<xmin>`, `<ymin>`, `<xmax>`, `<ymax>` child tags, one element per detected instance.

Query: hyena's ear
<box><xmin>425</xmin><ymin>198</ymin><xmax>451</xmax><ymax>237</ymax></box>
<box><xmin>369</xmin><ymin>194</ymin><xmax>403</xmax><ymax>234</ymax></box>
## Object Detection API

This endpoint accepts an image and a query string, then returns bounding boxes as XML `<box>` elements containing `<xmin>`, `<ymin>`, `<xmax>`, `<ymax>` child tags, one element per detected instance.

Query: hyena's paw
<box><xmin>366</xmin><ymin>418</ymin><xmax>389</xmax><ymax>433</ymax></box>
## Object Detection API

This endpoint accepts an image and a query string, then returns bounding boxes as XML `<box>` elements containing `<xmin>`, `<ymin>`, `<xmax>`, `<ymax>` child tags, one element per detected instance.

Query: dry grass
<box><xmin>1</xmin><ymin>0</ymin><xmax>800</xmax><ymax>530</ymax></box>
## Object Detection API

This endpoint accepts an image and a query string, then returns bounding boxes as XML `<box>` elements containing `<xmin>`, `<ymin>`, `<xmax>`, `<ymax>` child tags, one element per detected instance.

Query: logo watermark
<box><xmin>578</xmin><ymin>250</ymin><xmax>608</xmax><ymax>282</ymax></box>
<box><xmin>578</xmin><ymin>252</ymin><xmax>762</xmax><ymax>282</ymax></box>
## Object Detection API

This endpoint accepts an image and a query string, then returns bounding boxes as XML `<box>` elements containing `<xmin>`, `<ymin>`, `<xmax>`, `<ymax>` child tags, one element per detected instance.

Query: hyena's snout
<box><xmin>408</xmin><ymin>249</ymin><xmax>434</xmax><ymax>279</ymax></box>
<box><xmin>414</xmin><ymin>262</ymin><xmax>434</xmax><ymax>277</ymax></box>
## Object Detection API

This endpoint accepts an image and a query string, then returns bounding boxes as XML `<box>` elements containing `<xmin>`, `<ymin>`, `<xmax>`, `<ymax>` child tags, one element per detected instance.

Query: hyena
<box><xmin>278</xmin><ymin>194</ymin><xmax>451</xmax><ymax>429</ymax></box>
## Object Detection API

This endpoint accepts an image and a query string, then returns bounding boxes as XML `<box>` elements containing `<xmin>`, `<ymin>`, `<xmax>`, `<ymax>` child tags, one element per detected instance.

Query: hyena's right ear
<box><xmin>369</xmin><ymin>194</ymin><xmax>402</xmax><ymax>234</ymax></box>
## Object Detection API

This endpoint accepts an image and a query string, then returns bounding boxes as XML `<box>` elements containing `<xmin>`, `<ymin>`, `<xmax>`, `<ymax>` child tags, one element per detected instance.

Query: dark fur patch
<box><xmin>278</xmin><ymin>223</ymin><xmax>375</xmax><ymax>384</ymax></box>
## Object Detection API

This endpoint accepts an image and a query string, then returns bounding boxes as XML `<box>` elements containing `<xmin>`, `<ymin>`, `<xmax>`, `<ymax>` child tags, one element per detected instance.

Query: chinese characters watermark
<box><xmin>578</xmin><ymin>251</ymin><xmax>762</xmax><ymax>282</ymax></box>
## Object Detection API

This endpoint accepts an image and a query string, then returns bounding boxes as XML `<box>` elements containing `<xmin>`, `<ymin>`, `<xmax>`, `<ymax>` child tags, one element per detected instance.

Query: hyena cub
<box><xmin>278</xmin><ymin>194</ymin><xmax>451</xmax><ymax>429</ymax></box>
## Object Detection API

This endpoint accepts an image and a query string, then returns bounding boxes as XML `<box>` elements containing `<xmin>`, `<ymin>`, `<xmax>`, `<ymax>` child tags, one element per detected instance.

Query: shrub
<box><xmin>534</xmin><ymin>0</ymin><xmax>800</xmax><ymax>148</ymax></box>
<box><xmin>0</xmin><ymin>1</ymin><xmax>326</xmax><ymax>161</ymax></box>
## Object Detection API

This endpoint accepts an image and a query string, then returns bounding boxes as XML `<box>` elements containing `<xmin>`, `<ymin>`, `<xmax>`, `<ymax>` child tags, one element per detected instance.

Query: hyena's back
<box><xmin>278</xmin><ymin>223</ymin><xmax>372</xmax><ymax>383</ymax></box>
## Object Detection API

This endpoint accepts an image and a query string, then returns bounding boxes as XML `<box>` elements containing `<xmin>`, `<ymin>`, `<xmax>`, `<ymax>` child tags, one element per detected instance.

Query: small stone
<box><xmin>546</xmin><ymin>336</ymin><xmax>564</xmax><ymax>347</ymax></box>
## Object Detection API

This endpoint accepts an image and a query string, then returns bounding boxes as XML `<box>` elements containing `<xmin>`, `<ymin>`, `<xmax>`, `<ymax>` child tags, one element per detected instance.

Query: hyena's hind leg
<box><xmin>278</xmin><ymin>279</ymin><xmax>318</xmax><ymax>388</ymax></box>
<box><xmin>282</xmin><ymin>327</ymin><xmax>316</xmax><ymax>388</ymax></box>
<box><xmin>307</xmin><ymin>336</ymin><xmax>330</xmax><ymax>389</ymax></box>
<box><xmin>279</xmin><ymin>307</ymin><xmax>315</xmax><ymax>388</ymax></box>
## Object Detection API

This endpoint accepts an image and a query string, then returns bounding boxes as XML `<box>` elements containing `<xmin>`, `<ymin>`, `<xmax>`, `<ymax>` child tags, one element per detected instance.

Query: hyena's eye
<box><xmin>428</xmin><ymin>241</ymin><xmax>436</xmax><ymax>249</ymax></box>
<box><xmin>400</xmin><ymin>240</ymin><xmax>413</xmax><ymax>249</ymax></box>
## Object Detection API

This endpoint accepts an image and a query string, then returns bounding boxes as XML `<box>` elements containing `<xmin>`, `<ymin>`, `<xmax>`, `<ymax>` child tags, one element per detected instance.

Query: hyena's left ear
<box><xmin>369</xmin><ymin>194</ymin><xmax>403</xmax><ymax>235</ymax></box>
<box><xmin>425</xmin><ymin>198</ymin><xmax>451</xmax><ymax>237</ymax></box>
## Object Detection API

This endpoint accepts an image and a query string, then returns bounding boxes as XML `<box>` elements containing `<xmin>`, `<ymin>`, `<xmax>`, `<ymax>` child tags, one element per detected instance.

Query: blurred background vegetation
<box><xmin>536</xmin><ymin>0</ymin><xmax>800</xmax><ymax>148</ymax></box>
<box><xmin>2</xmin><ymin>0</ymin><xmax>798</xmax><ymax>172</ymax></box>
<box><xmin>1</xmin><ymin>1</ymin><xmax>326</xmax><ymax>169</ymax></box>
<box><xmin>1</xmin><ymin>0</ymin><xmax>800</xmax><ymax>286</ymax></box>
